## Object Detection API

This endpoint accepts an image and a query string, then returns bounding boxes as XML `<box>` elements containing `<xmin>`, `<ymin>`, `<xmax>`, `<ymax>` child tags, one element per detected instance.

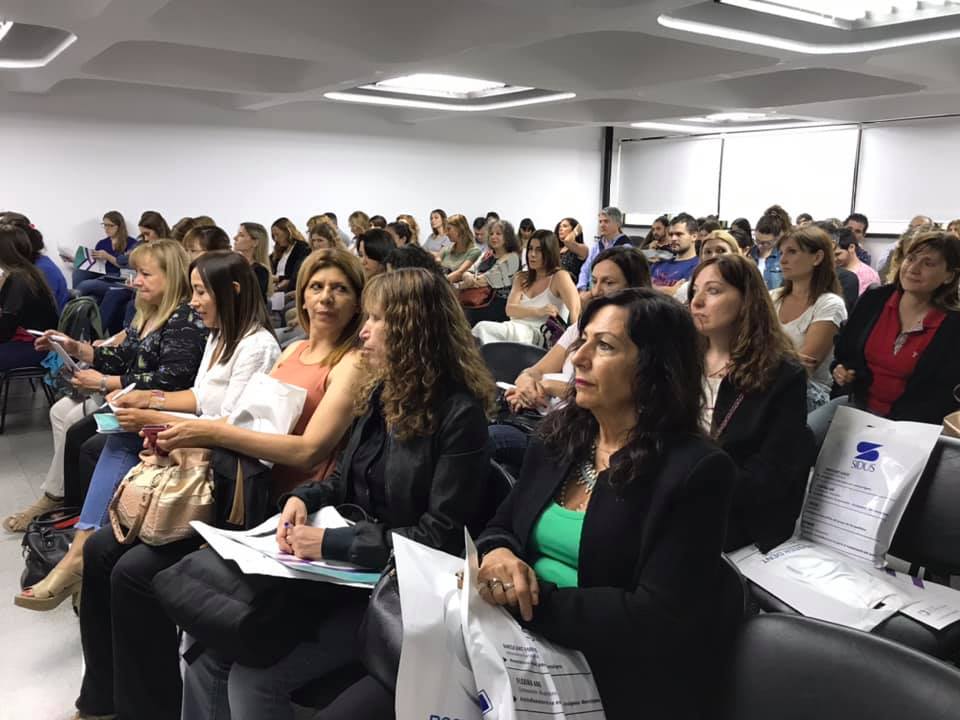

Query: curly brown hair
<box><xmin>357</xmin><ymin>268</ymin><xmax>496</xmax><ymax>440</ymax></box>
<box><xmin>689</xmin><ymin>254</ymin><xmax>798</xmax><ymax>394</ymax></box>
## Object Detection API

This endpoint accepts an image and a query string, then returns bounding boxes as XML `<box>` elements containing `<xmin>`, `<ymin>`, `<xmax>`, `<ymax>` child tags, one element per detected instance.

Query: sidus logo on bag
<box><xmin>852</xmin><ymin>441</ymin><xmax>882</xmax><ymax>472</ymax></box>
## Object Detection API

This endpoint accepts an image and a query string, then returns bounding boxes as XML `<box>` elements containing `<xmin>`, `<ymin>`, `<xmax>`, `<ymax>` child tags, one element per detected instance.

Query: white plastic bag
<box><xmin>394</xmin><ymin>535</ymin><xmax>482</xmax><ymax>720</ymax></box>
<box><xmin>801</xmin><ymin>407</ymin><xmax>942</xmax><ymax>567</ymax></box>
<box><xmin>226</xmin><ymin>372</ymin><xmax>307</xmax><ymax>436</ymax></box>
<box><xmin>461</xmin><ymin>534</ymin><xmax>605</xmax><ymax>720</ymax></box>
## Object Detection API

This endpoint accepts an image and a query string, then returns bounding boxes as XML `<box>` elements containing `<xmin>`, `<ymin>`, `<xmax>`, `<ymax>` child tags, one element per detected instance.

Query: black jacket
<box><xmin>285</xmin><ymin>388</ymin><xmax>491</xmax><ymax>570</ymax></box>
<box><xmin>837</xmin><ymin>267</ymin><xmax>860</xmax><ymax>314</ymax></box>
<box><xmin>477</xmin><ymin>435</ymin><xmax>736</xmax><ymax>720</ymax></box>
<box><xmin>271</xmin><ymin>240</ymin><xmax>311</xmax><ymax>284</ymax></box>
<box><xmin>833</xmin><ymin>284</ymin><xmax>960</xmax><ymax>424</ymax></box>
<box><xmin>715</xmin><ymin>359</ymin><xmax>813</xmax><ymax>553</ymax></box>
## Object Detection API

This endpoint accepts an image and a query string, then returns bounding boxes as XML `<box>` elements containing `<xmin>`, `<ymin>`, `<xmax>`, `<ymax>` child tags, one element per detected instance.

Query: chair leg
<box><xmin>27</xmin><ymin>378</ymin><xmax>36</xmax><ymax>393</ymax></box>
<box><xmin>0</xmin><ymin>375</ymin><xmax>9</xmax><ymax>435</ymax></box>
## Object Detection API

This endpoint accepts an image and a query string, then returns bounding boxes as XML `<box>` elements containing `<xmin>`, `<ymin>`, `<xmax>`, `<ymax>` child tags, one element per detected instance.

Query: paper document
<box><xmin>270</xmin><ymin>291</ymin><xmax>286</xmax><ymax>312</ymax></box>
<box><xmin>49</xmin><ymin>339</ymin><xmax>78</xmax><ymax>374</ymax></box>
<box><xmin>73</xmin><ymin>246</ymin><xmax>107</xmax><ymax>275</ymax></box>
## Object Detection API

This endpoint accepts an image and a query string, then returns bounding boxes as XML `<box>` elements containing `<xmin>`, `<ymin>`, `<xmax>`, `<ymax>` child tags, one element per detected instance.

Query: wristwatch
<box><xmin>149</xmin><ymin>390</ymin><xmax>166</xmax><ymax>410</ymax></box>
<box><xmin>99</xmin><ymin>377</ymin><xmax>108</xmax><ymax>394</ymax></box>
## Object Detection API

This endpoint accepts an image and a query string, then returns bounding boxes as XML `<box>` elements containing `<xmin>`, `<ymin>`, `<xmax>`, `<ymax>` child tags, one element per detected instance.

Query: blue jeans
<box><xmin>488</xmin><ymin>423</ymin><xmax>531</xmax><ymax>476</ymax></box>
<box><xmin>807</xmin><ymin>396</ymin><xmax>856</xmax><ymax>455</ymax></box>
<box><xmin>76</xmin><ymin>431</ymin><xmax>143</xmax><ymax>531</ymax></box>
<box><xmin>74</xmin><ymin>276</ymin><xmax>119</xmax><ymax>302</ymax></box>
<box><xmin>100</xmin><ymin>286</ymin><xmax>134</xmax><ymax>335</ymax></box>
<box><xmin>0</xmin><ymin>341</ymin><xmax>46</xmax><ymax>371</ymax></box>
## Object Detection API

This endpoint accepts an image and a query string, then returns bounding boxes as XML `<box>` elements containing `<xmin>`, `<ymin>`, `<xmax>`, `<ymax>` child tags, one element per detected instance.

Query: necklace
<box><xmin>558</xmin><ymin>441</ymin><xmax>601</xmax><ymax>512</ymax></box>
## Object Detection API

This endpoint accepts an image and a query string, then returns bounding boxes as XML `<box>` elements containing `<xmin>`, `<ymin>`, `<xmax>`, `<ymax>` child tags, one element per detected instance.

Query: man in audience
<box><xmin>651</xmin><ymin>213</ymin><xmax>699</xmax><ymax>289</ymax></box>
<box><xmin>909</xmin><ymin>214</ymin><xmax>933</xmax><ymax>229</ymax></box>
<box><xmin>323</xmin><ymin>211</ymin><xmax>353</xmax><ymax>248</ymax></box>
<box><xmin>844</xmin><ymin>212</ymin><xmax>873</xmax><ymax>265</ymax></box>
<box><xmin>697</xmin><ymin>217</ymin><xmax>722</xmax><ymax>243</ymax></box>
<box><xmin>576</xmin><ymin>206</ymin><xmax>631</xmax><ymax>290</ymax></box>
<box><xmin>834</xmin><ymin>226</ymin><xmax>880</xmax><ymax>296</ymax></box>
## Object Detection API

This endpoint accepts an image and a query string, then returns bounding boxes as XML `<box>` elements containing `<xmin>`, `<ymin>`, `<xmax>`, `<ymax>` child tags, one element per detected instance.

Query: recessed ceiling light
<box><xmin>0</xmin><ymin>22</ymin><xmax>77</xmax><ymax>69</ymax></box>
<box><xmin>630</xmin><ymin>119</ymin><xmax>829</xmax><ymax>135</ymax></box>
<box><xmin>324</xmin><ymin>90</ymin><xmax>577</xmax><ymax>113</ymax></box>
<box><xmin>717</xmin><ymin>1</ymin><xmax>960</xmax><ymax>31</ymax></box>
<box><xmin>703</xmin><ymin>111</ymin><xmax>772</xmax><ymax>122</ymax></box>
<box><xmin>361</xmin><ymin>73</ymin><xmax>531</xmax><ymax>99</ymax></box>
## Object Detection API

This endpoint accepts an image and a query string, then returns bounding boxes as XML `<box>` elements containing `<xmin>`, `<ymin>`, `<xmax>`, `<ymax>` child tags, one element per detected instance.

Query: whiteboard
<box><xmin>856</xmin><ymin>117</ymin><xmax>960</xmax><ymax>233</ymax></box>
<box><xmin>615</xmin><ymin>136</ymin><xmax>722</xmax><ymax>222</ymax></box>
<box><xmin>719</xmin><ymin>125</ymin><xmax>859</xmax><ymax>224</ymax></box>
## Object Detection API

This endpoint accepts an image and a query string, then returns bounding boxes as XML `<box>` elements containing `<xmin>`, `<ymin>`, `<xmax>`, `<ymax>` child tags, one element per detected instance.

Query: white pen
<box><xmin>101</xmin><ymin>382</ymin><xmax>137</xmax><ymax>409</ymax></box>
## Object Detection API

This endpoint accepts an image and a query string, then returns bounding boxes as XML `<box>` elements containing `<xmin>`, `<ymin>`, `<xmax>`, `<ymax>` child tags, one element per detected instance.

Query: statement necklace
<box><xmin>559</xmin><ymin>441</ymin><xmax>600</xmax><ymax>512</ymax></box>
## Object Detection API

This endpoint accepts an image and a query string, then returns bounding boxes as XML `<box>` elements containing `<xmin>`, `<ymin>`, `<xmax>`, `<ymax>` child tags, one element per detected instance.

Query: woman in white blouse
<box><xmin>770</xmin><ymin>226</ymin><xmax>847</xmax><ymax>410</ymax></box>
<box><xmin>15</xmin><ymin>251</ymin><xmax>279</xmax><ymax>611</ymax></box>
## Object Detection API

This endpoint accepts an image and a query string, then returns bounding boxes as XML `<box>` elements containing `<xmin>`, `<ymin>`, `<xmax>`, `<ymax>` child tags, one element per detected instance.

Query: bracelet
<box><xmin>99</xmin><ymin>377</ymin><xmax>108</xmax><ymax>394</ymax></box>
<box><xmin>149</xmin><ymin>390</ymin><xmax>166</xmax><ymax>410</ymax></box>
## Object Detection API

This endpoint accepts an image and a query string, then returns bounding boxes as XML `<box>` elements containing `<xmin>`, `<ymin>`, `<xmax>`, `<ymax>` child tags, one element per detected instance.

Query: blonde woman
<box><xmin>439</xmin><ymin>213</ymin><xmax>482</xmax><ymax>282</ymax></box>
<box><xmin>348</xmin><ymin>210</ymin><xmax>372</xmax><ymax>245</ymax></box>
<box><xmin>13</xmin><ymin>240</ymin><xmax>207</xmax><ymax>609</ymax></box>
<box><xmin>309</xmin><ymin>222</ymin><xmax>344</xmax><ymax>251</ymax></box>
<box><xmin>234</xmin><ymin>222</ymin><xmax>274</xmax><ymax>301</ymax></box>
<box><xmin>270</xmin><ymin>217</ymin><xmax>310</xmax><ymax>293</ymax></box>
<box><xmin>396</xmin><ymin>213</ymin><xmax>421</xmax><ymax>245</ymax></box>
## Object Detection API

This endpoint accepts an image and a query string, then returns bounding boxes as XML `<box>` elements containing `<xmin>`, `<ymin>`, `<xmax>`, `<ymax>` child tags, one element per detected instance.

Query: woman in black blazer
<box><xmin>269</xmin><ymin>217</ymin><xmax>311</xmax><ymax>293</ymax></box>
<box><xmin>180</xmin><ymin>268</ymin><xmax>496</xmax><ymax>720</ymax></box>
<box><xmin>813</xmin><ymin>230</ymin><xmax>960</xmax><ymax>444</ymax></box>
<box><xmin>476</xmin><ymin>288</ymin><xmax>736</xmax><ymax>720</ymax></box>
<box><xmin>689</xmin><ymin>254</ymin><xmax>814</xmax><ymax>552</ymax></box>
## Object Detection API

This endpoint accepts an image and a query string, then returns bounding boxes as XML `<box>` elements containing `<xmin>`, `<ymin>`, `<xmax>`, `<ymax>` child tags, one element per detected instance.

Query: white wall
<box><xmin>0</xmin><ymin>112</ymin><xmax>602</xmax><ymax>269</ymax></box>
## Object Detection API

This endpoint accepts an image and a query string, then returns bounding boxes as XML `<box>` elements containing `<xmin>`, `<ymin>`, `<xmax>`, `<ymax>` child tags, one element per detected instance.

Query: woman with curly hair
<box><xmin>688</xmin><ymin>254</ymin><xmax>813</xmax><ymax>552</ymax></box>
<box><xmin>475</xmin><ymin>288</ymin><xmax>737</xmax><ymax>720</ymax></box>
<box><xmin>181</xmin><ymin>267</ymin><xmax>497</xmax><ymax>720</ymax></box>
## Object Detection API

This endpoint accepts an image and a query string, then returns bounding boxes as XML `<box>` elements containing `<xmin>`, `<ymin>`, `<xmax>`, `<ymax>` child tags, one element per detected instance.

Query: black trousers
<box><xmin>63</xmin><ymin>412</ymin><xmax>106</xmax><ymax>507</ymax></box>
<box><xmin>77</xmin><ymin>525</ymin><xmax>201</xmax><ymax>720</ymax></box>
<box><xmin>464</xmin><ymin>295</ymin><xmax>508</xmax><ymax>326</ymax></box>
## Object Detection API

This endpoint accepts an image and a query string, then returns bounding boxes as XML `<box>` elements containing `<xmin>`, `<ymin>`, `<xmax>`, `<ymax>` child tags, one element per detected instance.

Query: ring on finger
<box><xmin>502</xmin><ymin>582</ymin><xmax>515</xmax><ymax>590</ymax></box>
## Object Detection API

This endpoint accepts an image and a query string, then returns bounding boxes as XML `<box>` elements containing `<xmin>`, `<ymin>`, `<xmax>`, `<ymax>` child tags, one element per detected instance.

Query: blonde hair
<box><xmin>295</xmin><ymin>249</ymin><xmax>365</xmax><ymax>367</ymax></box>
<box><xmin>701</xmin><ymin>230</ymin><xmax>741</xmax><ymax>257</ymax></box>
<box><xmin>444</xmin><ymin>214</ymin><xmax>475</xmax><ymax>252</ymax></box>
<box><xmin>241</xmin><ymin>222</ymin><xmax>274</xmax><ymax>295</ymax></box>
<box><xmin>348</xmin><ymin>211</ymin><xmax>371</xmax><ymax>235</ymax></box>
<box><xmin>193</xmin><ymin>215</ymin><xmax>216</xmax><ymax>228</ymax></box>
<box><xmin>128</xmin><ymin>240</ymin><xmax>191</xmax><ymax>334</ymax></box>
<box><xmin>396</xmin><ymin>214</ymin><xmax>421</xmax><ymax>245</ymax></box>
<box><xmin>309</xmin><ymin>222</ymin><xmax>344</xmax><ymax>251</ymax></box>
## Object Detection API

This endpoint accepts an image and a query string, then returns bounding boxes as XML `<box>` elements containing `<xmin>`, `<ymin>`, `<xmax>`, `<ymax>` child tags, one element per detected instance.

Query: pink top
<box><xmin>852</xmin><ymin>262</ymin><xmax>881</xmax><ymax>296</ymax></box>
<box><xmin>268</xmin><ymin>342</ymin><xmax>340</xmax><ymax>499</ymax></box>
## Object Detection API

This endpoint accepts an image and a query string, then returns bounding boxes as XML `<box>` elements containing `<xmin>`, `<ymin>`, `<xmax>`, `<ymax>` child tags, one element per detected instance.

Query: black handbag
<box><xmin>20</xmin><ymin>507</ymin><xmax>81</xmax><ymax>590</ymax></box>
<box><xmin>358</xmin><ymin>564</ymin><xmax>402</xmax><ymax>692</ymax></box>
<box><xmin>209</xmin><ymin>449</ymin><xmax>274</xmax><ymax>531</ymax></box>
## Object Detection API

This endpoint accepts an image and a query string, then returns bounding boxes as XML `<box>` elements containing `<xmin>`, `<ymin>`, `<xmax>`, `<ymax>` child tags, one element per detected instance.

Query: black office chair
<box><xmin>0</xmin><ymin>366</ymin><xmax>55</xmax><ymax>434</ymax></box>
<box><xmin>750</xmin><ymin>435</ymin><xmax>960</xmax><ymax>661</ymax></box>
<box><xmin>480</xmin><ymin>342</ymin><xmax>547</xmax><ymax>384</ymax></box>
<box><xmin>720</xmin><ymin>614</ymin><xmax>960</xmax><ymax>720</ymax></box>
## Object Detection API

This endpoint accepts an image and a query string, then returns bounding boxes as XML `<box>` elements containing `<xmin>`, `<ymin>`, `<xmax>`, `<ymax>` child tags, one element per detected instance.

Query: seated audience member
<box><xmin>576</xmin><ymin>206</ymin><xmax>631</xmax><ymax>291</ymax></box>
<box><xmin>947</xmin><ymin>218</ymin><xmax>960</xmax><ymax>235</ymax></box>
<box><xmin>750</xmin><ymin>211</ymin><xmax>787</xmax><ymax>290</ymax></box>
<box><xmin>796</xmin><ymin>213</ymin><xmax>813</xmax><ymax>227</ymax></box>
<box><xmin>270</xmin><ymin>218</ymin><xmax>310</xmax><ymax>293</ymax></box>
<box><xmin>1</xmin><ymin>212</ymin><xmax>69</xmax><ymax>311</ymax></box>
<box><xmin>137</xmin><ymin>210</ymin><xmax>171</xmax><ymax>243</ymax></box>
<box><xmin>651</xmin><ymin>213</ymin><xmax>700</xmax><ymax>289</ymax></box>
<box><xmin>308</xmin><ymin>220</ymin><xmax>344</xmax><ymax>252</ymax></box>
<box><xmin>556</xmin><ymin>217</ymin><xmax>587</xmax><ymax>281</ymax></box>
<box><xmin>68</xmin><ymin>251</ymin><xmax>365</xmax><ymax>720</ymax></box>
<box><xmin>474</xmin><ymin>216</ymin><xmax>491</xmax><ymax>251</ymax></box>
<box><xmin>813</xmin><ymin>221</ymin><xmax>860</xmax><ymax>313</ymax></box>
<box><xmin>423</xmin><ymin>208</ymin><xmax>449</xmax><ymax>253</ymax></box>
<box><xmin>385</xmin><ymin>243</ymin><xmax>443</xmax><ymax>274</ymax></box>
<box><xmin>879</xmin><ymin>223</ymin><xmax>933</xmax><ymax>284</ymax></box>
<box><xmin>170</xmin><ymin>216</ymin><xmax>198</xmax><ymax>244</ymax></box>
<box><xmin>476</xmin><ymin>288</ymin><xmax>736</xmax><ymax>720</ymax></box>
<box><xmin>357</xmin><ymin>228</ymin><xmax>397</xmax><ymax>280</ymax></box>
<box><xmin>810</xmin><ymin>231</ymin><xmax>960</xmax><ymax>445</ymax></box>
<box><xmin>369</xmin><ymin>214</ymin><xmax>388</xmax><ymax>229</ymax></box>
<box><xmin>73</xmin><ymin>211</ymin><xmax>139</xmax><ymax>301</ymax></box>
<box><xmin>184</xmin><ymin>224</ymin><xmax>231</xmax><ymax>261</ymax></box>
<box><xmin>12</xmin><ymin>240</ymin><xmax>206</xmax><ymax>601</ymax></box>
<box><xmin>689</xmin><ymin>254</ymin><xmax>811</xmax><ymax>552</ymax></box>
<box><xmin>473</xmin><ymin>230</ymin><xmax>580</xmax><ymax>346</ymax></box>
<box><xmin>323</xmin><ymin>211</ymin><xmax>355</xmax><ymax>249</ymax></box>
<box><xmin>486</xmin><ymin>210</ymin><xmax>501</xmax><ymax>222</ymax></box>
<box><xmin>439</xmin><ymin>214</ymin><xmax>482</xmax><ymax>282</ymax></box>
<box><xmin>396</xmin><ymin>213</ymin><xmax>421</xmax><ymax>245</ymax></box>
<box><xmin>385</xmin><ymin>220</ymin><xmax>413</xmax><ymax>247</ymax></box>
<box><xmin>834</xmin><ymin>226</ymin><xmax>880</xmax><ymax>296</ymax></box>
<box><xmin>672</xmin><ymin>229</ymin><xmax>742</xmax><ymax>301</ymax></box>
<box><xmin>233</xmin><ymin>222</ymin><xmax>273</xmax><ymax>301</ymax></box>
<box><xmin>843</xmin><ymin>212</ymin><xmax>873</xmax><ymax>266</ymax></box>
<box><xmin>460</xmin><ymin>219</ymin><xmax>522</xmax><ymax>324</ymax></box>
<box><xmin>641</xmin><ymin>214</ymin><xmax>669</xmax><ymax>250</ymax></box>
<box><xmin>908</xmin><ymin>214</ymin><xmax>933</xmax><ymax>230</ymax></box>
<box><xmin>728</xmin><ymin>225</ymin><xmax>754</xmax><ymax>256</ymax></box>
<box><xmin>349</xmin><ymin>212</ymin><xmax>371</xmax><ymax>244</ymax></box>
<box><xmin>518</xmin><ymin>217</ymin><xmax>536</xmax><ymax>257</ymax></box>
<box><xmin>770</xmin><ymin>226</ymin><xmax>847</xmax><ymax>410</ymax></box>
<box><xmin>0</xmin><ymin>224</ymin><xmax>59</xmax><ymax>370</ymax></box>
<box><xmin>731</xmin><ymin>216</ymin><xmax>752</xmax><ymax>239</ymax></box>
<box><xmin>697</xmin><ymin>217</ymin><xmax>722</xmax><ymax>243</ymax></box>
<box><xmin>193</xmin><ymin>215</ymin><xmax>217</xmax><ymax>228</ymax></box>
<box><xmin>180</xmin><ymin>267</ymin><xmax>495</xmax><ymax>720</ymax></box>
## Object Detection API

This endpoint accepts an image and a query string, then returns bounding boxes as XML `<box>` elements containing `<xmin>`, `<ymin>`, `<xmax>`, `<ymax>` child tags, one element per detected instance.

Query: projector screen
<box><xmin>615</xmin><ymin>136</ymin><xmax>722</xmax><ymax>223</ymax></box>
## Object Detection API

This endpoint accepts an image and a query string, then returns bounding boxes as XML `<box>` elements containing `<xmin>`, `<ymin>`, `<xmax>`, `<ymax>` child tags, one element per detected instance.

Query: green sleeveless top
<box><xmin>531</xmin><ymin>502</ymin><xmax>585</xmax><ymax>588</ymax></box>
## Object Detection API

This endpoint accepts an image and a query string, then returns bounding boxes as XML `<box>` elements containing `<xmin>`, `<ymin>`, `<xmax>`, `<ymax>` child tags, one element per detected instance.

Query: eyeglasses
<box><xmin>101</xmin><ymin>223</ymin><xmax>117</xmax><ymax>229</ymax></box>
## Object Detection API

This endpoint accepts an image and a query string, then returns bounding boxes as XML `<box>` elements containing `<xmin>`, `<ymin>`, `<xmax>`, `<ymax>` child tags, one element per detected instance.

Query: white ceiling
<box><xmin>0</xmin><ymin>0</ymin><xmax>958</xmax><ymax>137</ymax></box>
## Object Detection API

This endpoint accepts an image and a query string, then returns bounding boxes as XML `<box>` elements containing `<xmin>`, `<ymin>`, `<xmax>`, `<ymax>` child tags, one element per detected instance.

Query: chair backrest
<box><xmin>721</xmin><ymin>614</ymin><xmax>960</xmax><ymax>720</ymax></box>
<box><xmin>889</xmin><ymin>435</ymin><xmax>960</xmax><ymax>574</ymax></box>
<box><xmin>480</xmin><ymin>342</ymin><xmax>547</xmax><ymax>384</ymax></box>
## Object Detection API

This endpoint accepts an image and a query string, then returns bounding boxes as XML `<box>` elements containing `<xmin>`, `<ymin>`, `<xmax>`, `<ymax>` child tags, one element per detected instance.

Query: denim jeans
<box><xmin>76</xmin><ymin>431</ymin><xmax>143</xmax><ymax>530</ymax></box>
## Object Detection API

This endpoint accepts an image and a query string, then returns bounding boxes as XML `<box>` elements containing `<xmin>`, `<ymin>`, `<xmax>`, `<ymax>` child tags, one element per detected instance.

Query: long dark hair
<box><xmin>592</xmin><ymin>246</ymin><xmax>651</xmax><ymax>288</ymax></box>
<box><xmin>358</xmin><ymin>228</ymin><xmax>396</xmax><ymax>264</ymax></box>
<box><xmin>138</xmin><ymin>210</ymin><xmax>171</xmax><ymax>240</ymax></box>
<box><xmin>103</xmin><ymin>210</ymin><xmax>130</xmax><ymax>253</ymax></box>
<box><xmin>540</xmin><ymin>288</ymin><xmax>705</xmax><ymax>489</ymax></box>
<box><xmin>522</xmin><ymin>229</ymin><xmax>560</xmax><ymax>289</ymax></box>
<box><xmin>190</xmin><ymin>251</ymin><xmax>276</xmax><ymax>365</ymax></box>
<box><xmin>0</xmin><ymin>224</ymin><xmax>57</xmax><ymax>307</ymax></box>
<box><xmin>0</xmin><ymin>212</ymin><xmax>44</xmax><ymax>260</ymax></box>
<box><xmin>778</xmin><ymin>225</ymin><xmax>841</xmax><ymax>301</ymax></box>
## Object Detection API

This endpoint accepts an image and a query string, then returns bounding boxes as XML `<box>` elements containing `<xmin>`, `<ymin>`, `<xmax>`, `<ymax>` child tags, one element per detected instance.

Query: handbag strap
<box><xmin>712</xmin><ymin>392</ymin><xmax>746</xmax><ymax>440</ymax></box>
<box><xmin>227</xmin><ymin>460</ymin><xmax>246</xmax><ymax>528</ymax></box>
<box><xmin>109</xmin><ymin>475</ymin><xmax>154</xmax><ymax>545</ymax></box>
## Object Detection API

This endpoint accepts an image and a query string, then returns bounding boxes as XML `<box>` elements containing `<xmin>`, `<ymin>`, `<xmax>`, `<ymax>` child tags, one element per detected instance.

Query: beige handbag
<box><xmin>109</xmin><ymin>448</ymin><xmax>214</xmax><ymax>546</ymax></box>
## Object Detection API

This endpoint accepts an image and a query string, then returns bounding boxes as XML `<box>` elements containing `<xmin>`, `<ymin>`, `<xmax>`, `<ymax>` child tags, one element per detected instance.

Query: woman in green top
<box><xmin>439</xmin><ymin>213</ymin><xmax>482</xmax><ymax>282</ymax></box>
<box><xmin>475</xmin><ymin>288</ymin><xmax>737</xmax><ymax>720</ymax></box>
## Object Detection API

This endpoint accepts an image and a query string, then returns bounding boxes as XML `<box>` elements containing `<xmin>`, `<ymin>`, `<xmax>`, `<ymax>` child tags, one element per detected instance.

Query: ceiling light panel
<box><xmin>362</xmin><ymin>73</ymin><xmax>530</xmax><ymax>99</ymax></box>
<box><xmin>717</xmin><ymin>0</ymin><xmax>960</xmax><ymax>30</ymax></box>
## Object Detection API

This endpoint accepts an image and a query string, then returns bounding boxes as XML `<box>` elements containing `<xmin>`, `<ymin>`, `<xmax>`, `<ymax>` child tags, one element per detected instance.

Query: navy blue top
<box><xmin>35</xmin><ymin>255</ymin><xmax>69</xmax><ymax>311</ymax></box>
<box><xmin>93</xmin><ymin>236</ymin><xmax>139</xmax><ymax>276</ymax></box>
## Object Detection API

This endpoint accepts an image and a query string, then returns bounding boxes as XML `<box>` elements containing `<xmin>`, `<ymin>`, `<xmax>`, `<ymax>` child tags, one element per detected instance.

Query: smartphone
<box><xmin>142</xmin><ymin>424</ymin><xmax>171</xmax><ymax>458</ymax></box>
